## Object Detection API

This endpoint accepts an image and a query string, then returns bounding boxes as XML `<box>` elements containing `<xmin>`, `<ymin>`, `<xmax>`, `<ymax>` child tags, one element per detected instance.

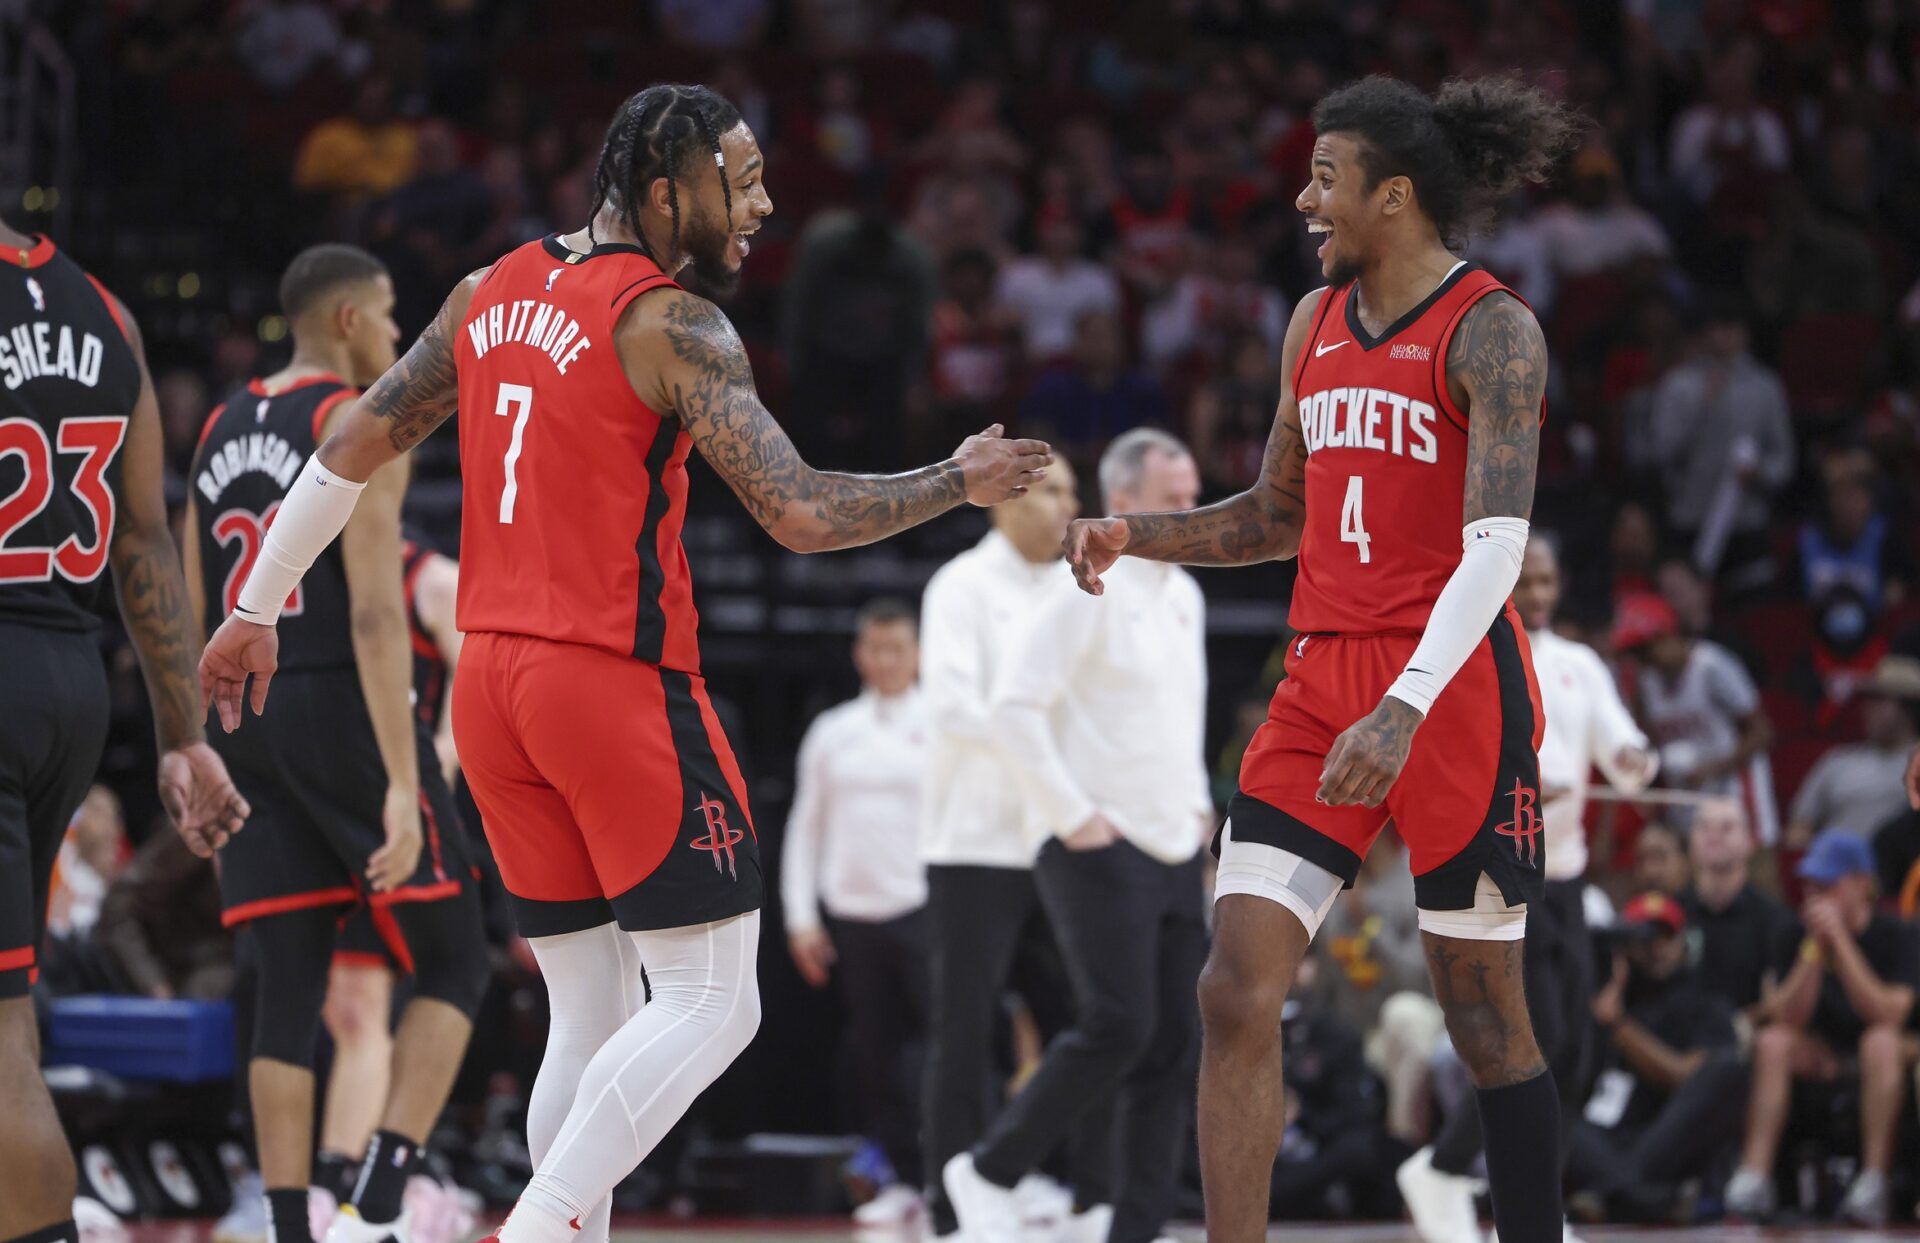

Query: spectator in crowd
<box><xmin>1785</xmin><ymin>656</ymin><xmax>1920</xmax><ymax>847</ymax></box>
<box><xmin>1186</xmin><ymin>330</ymin><xmax>1278</xmax><ymax>491</ymax></box>
<box><xmin>1667</xmin><ymin>37</ymin><xmax>1790</xmax><ymax>206</ymax></box>
<box><xmin>1268</xmin><ymin>972</ymin><xmax>1402</xmax><ymax>1221</ymax></box>
<box><xmin>1019</xmin><ymin>310</ymin><xmax>1169</xmax><ymax>460</ymax></box>
<box><xmin>93</xmin><ymin>825</ymin><xmax>234</xmax><ymax>1001</ymax></box>
<box><xmin>994</xmin><ymin>210</ymin><xmax>1123</xmax><ymax>363</ymax></box>
<box><xmin>1141</xmin><ymin>234</ymin><xmax>1286</xmax><ymax>372</ymax></box>
<box><xmin>1725</xmin><ymin>832</ymin><xmax>1919</xmax><ymax>1226</ymax></box>
<box><xmin>783</xmin><ymin>176</ymin><xmax>940</xmax><ymax>467</ymax></box>
<box><xmin>369</xmin><ymin>120</ymin><xmax>494</xmax><ymax>328</ymax></box>
<box><xmin>1105</xmin><ymin>146</ymin><xmax>1191</xmax><ymax>301</ymax></box>
<box><xmin>292</xmin><ymin>73</ymin><xmax>419</xmax><ymax>199</ymax></box>
<box><xmin>651</xmin><ymin>0</ymin><xmax>770</xmax><ymax>51</ymax></box>
<box><xmin>1797</xmin><ymin>447</ymin><xmax>1913</xmax><ymax>615</ymax></box>
<box><xmin>47</xmin><ymin>785</ymin><xmax>128</xmax><ymax>937</ymax></box>
<box><xmin>1681</xmin><ymin>797</ymin><xmax>1799</xmax><ymax>1021</ymax></box>
<box><xmin>1567</xmin><ymin>892</ymin><xmax>1746</xmax><ymax>1225</ymax></box>
<box><xmin>1617</xmin><ymin>592</ymin><xmax>1776</xmax><ymax>832</ymax></box>
<box><xmin>1647</xmin><ymin>298</ymin><xmax>1795</xmax><ymax>589</ymax></box>
<box><xmin>810</xmin><ymin>65</ymin><xmax>882</xmax><ymax>175</ymax></box>
<box><xmin>234</xmin><ymin>0</ymin><xmax>363</xmax><ymax>93</ymax></box>
<box><xmin>781</xmin><ymin>599</ymin><xmax>931</xmax><ymax>1226</ymax></box>
<box><xmin>1632</xmin><ymin>820</ymin><xmax>1692</xmax><ymax>899</ymax></box>
<box><xmin>1532</xmin><ymin>145</ymin><xmax>1672</xmax><ymax>281</ymax></box>
<box><xmin>930</xmin><ymin>249</ymin><xmax>1019</xmax><ymax>432</ymax></box>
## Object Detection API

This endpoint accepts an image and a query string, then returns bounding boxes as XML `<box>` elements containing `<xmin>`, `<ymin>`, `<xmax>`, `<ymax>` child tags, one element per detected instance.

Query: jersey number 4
<box><xmin>214</xmin><ymin>503</ymin><xmax>305</xmax><ymax>617</ymax></box>
<box><xmin>0</xmin><ymin>416</ymin><xmax>128</xmax><ymax>584</ymax></box>
<box><xmin>1341</xmin><ymin>475</ymin><xmax>1372</xmax><ymax>563</ymax></box>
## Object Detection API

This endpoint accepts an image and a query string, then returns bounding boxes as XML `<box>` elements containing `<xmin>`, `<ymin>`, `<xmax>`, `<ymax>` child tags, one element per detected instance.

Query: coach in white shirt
<box><xmin>1400</xmin><ymin>534</ymin><xmax>1658</xmax><ymax>1238</ymax></box>
<box><xmin>943</xmin><ymin>430</ymin><xmax>1211</xmax><ymax>1243</ymax></box>
<box><xmin>918</xmin><ymin>459</ymin><xmax>1085</xmax><ymax>1241</ymax></box>
<box><xmin>781</xmin><ymin>598</ymin><xmax>931</xmax><ymax>1221</ymax></box>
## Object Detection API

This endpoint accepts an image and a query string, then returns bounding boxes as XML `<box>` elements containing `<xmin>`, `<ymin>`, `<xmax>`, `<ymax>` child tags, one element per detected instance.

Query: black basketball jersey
<box><xmin>0</xmin><ymin>237</ymin><xmax>143</xmax><ymax>632</ymax></box>
<box><xmin>402</xmin><ymin>538</ymin><xmax>449</xmax><ymax>736</ymax></box>
<box><xmin>192</xmin><ymin>374</ymin><xmax>357</xmax><ymax>671</ymax></box>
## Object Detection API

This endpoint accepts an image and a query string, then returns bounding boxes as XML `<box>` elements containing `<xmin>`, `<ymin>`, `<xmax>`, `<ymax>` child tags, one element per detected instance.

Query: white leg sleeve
<box><xmin>1415</xmin><ymin>873</ymin><xmax>1528</xmax><ymax>941</ymax></box>
<box><xmin>523</xmin><ymin>924</ymin><xmax>647</xmax><ymax>1243</ymax></box>
<box><xmin>502</xmin><ymin>912</ymin><xmax>763</xmax><ymax>1243</ymax></box>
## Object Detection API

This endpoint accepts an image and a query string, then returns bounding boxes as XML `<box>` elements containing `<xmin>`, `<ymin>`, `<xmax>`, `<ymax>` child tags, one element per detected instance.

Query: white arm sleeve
<box><xmin>232</xmin><ymin>453</ymin><xmax>365</xmax><ymax>624</ymax></box>
<box><xmin>1384</xmin><ymin>517</ymin><xmax>1530</xmax><ymax>716</ymax></box>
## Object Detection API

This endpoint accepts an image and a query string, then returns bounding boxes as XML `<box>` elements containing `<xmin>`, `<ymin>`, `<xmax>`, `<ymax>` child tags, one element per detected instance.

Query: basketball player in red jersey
<box><xmin>198</xmin><ymin>84</ymin><xmax>1049</xmax><ymax>1243</ymax></box>
<box><xmin>1064</xmin><ymin>77</ymin><xmax>1579</xmax><ymax>1243</ymax></box>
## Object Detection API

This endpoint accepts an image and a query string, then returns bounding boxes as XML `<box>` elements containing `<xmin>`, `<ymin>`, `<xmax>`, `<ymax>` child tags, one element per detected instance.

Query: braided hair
<box><xmin>588</xmin><ymin>84</ymin><xmax>743</xmax><ymax>258</ymax></box>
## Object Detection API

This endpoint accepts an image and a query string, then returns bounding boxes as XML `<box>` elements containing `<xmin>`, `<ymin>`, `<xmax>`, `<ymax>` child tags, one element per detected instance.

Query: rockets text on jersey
<box><xmin>453</xmin><ymin>234</ymin><xmax>704</xmax><ymax>672</ymax></box>
<box><xmin>0</xmin><ymin>237</ymin><xmax>142</xmax><ymax>633</ymax></box>
<box><xmin>1286</xmin><ymin>262</ymin><xmax>1537</xmax><ymax>637</ymax></box>
<box><xmin>192</xmin><ymin>374</ymin><xmax>358</xmax><ymax>671</ymax></box>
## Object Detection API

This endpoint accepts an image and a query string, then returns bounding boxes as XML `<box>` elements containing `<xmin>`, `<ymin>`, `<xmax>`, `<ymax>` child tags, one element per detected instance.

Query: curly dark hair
<box><xmin>1312</xmin><ymin>74</ymin><xmax>1583</xmax><ymax>246</ymax></box>
<box><xmin>589</xmin><ymin>84</ymin><xmax>743</xmax><ymax>258</ymax></box>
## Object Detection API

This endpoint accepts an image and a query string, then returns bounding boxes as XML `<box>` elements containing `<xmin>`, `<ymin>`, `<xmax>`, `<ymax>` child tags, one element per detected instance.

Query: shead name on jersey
<box><xmin>1297</xmin><ymin>384</ymin><xmax>1440</xmax><ymax>463</ymax></box>
<box><xmin>0</xmin><ymin>322</ymin><xmax>108</xmax><ymax>391</ymax></box>
<box><xmin>464</xmin><ymin>298</ymin><xmax>594</xmax><ymax>375</ymax></box>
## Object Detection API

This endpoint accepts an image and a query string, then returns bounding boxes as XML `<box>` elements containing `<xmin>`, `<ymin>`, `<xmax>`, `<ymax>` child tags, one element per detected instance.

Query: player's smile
<box><xmin>732</xmin><ymin>222</ymin><xmax>759</xmax><ymax>262</ymax></box>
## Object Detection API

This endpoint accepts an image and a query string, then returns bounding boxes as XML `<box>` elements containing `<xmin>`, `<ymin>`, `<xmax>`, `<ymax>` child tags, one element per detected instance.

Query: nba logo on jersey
<box><xmin>546</xmin><ymin>267</ymin><xmax>565</xmax><ymax>289</ymax></box>
<box><xmin>256</xmin><ymin>399</ymin><xmax>270</xmax><ymax>422</ymax></box>
<box><xmin>24</xmin><ymin>277</ymin><xmax>44</xmax><ymax>313</ymax></box>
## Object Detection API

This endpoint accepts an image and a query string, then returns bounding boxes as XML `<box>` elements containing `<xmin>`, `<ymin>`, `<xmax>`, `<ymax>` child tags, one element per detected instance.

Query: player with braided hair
<box><xmin>200</xmin><ymin>82</ymin><xmax>1050</xmax><ymax>1243</ymax></box>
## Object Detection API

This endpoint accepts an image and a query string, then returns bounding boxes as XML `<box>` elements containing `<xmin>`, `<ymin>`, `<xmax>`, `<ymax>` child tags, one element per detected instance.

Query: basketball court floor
<box><xmin>118</xmin><ymin>1221</ymin><xmax>1920</xmax><ymax>1242</ymax></box>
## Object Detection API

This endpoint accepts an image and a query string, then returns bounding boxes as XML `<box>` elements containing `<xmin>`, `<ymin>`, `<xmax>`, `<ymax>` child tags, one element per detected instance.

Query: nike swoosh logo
<box><xmin>1315</xmin><ymin>340</ymin><xmax>1349</xmax><ymax>357</ymax></box>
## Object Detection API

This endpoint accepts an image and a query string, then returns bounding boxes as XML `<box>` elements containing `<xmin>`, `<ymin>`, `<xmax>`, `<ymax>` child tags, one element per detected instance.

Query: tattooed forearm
<box><xmin>113</xmin><ymin>529</ymin><xmax>203</xmax><ymax>750</ymax></box>
<box><xmin>1450</xmin><ymin>292</ymin><xmax>1545</xmax><ymax>523</ymax></box>
<box><xmin>1120</xmin><ymin>400</ymin><xmax>1307</xmax><ymax>566</ymax></box>
<box><xmin>658</xmin><ymin>295</ymin><xmax>966</xmax><ymax>552</ymax></box>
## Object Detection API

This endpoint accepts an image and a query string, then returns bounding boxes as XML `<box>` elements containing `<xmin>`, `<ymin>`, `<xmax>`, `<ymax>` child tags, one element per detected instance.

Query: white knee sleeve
<box><xmin>1211</xmin><ymin>820</ymin><xmax>1345</xmax><ymax>940</ymax></box>
<box><xmin>508</xmin><ymin>912</ymin><xmax>762</xmax><ymax>1242</ymax></box>
<box><xmin>1415</xmin><ymin>873</ymin><xmax>1528</xmax><ymax>941</ymax></box>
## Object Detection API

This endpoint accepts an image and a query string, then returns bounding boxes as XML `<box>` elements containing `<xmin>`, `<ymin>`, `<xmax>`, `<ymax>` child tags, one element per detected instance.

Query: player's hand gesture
<box><xmin>1064</xmin><ymin>517</ymin><xmax>1129</xmax><ymax>596</ymax></box>
<box><xmin>1317</xmin><ymin>695</ymin><xmax>1425</xmax><ymax>808</ymax></box>
<box><xmin>200</xmin><ymin>615</ymin><xmax>280</xmax><ymax>733</ymax></box>
<box><xmin>954</xmin><ymin>424</ymin><xmax>1052</xmax><ymax>506</ymax></box>
<box><xmin>157</xmin><ymin>742</ymin><xmax>250</xmax><ymax>858</ymax></box>
<box><xmin>789</xmin><ymin>928</ymin><xmax>836</xmax><ymax>989</ymax></box>
<box><xmin>366</xmin><ymin>783</ymin><xmax>423</xmax><ymax>893</ymax></box>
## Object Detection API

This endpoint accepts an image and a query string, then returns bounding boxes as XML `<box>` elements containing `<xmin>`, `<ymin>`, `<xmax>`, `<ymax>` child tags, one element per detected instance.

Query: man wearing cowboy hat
<box><xmin>1785</xmin><ymin>654</ymin><xmax>1920</xmax><ymax>849</ymax></box>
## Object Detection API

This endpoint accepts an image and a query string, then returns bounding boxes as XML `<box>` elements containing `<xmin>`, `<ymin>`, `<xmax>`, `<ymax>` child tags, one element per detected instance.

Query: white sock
<box><xmin>516</xmin><ymin>912</ymin><xmax>762</xmax><ymax>1224</ymax></box>
<box><xmin>524</xmin><ymin>923</ymin><xmax>648</xmax><ymax>1243</ymax></box>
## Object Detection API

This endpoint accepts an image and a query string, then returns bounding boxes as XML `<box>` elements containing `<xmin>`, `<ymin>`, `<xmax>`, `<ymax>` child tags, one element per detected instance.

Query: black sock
<box><xmin>314</xmin><ymin>1149</ymin><xmax>359</xmax><ymax>1201</ymax></box>
<box><xmin>1477</xmin><ymin>1071</ymin><xmax>1562</xmax><ymax>1243</ymax></box>
<box><xmin>351</xmin><ymin>1129</ymin><xmax>420</xmax><ymax>1223</ymax></box>
<box><xmin>4</xmin><ymin>1222</ymin><xmax>78</xmax><ymax>1243</ymax></box>
<box><xmin>267</xmin><ymin>1188</ymin><xmax>313</xmax><ymax>1243</ymax></box>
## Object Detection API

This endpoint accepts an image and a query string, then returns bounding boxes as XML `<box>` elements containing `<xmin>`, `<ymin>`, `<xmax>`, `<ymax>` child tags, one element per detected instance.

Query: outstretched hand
<box><xmin>199</xmin><ymin>614</ymin><xmax>279</xmax><ymax>732</ymax></box>
<box><xmin>954</xmin><ymin>424</ymin><xmax>1053</xmax><ymax>505</ymax></box>
<box><xmin>1064</xmin><ymin>517</ymin><xmax>1129</xmax><ymax>596</ymax></box>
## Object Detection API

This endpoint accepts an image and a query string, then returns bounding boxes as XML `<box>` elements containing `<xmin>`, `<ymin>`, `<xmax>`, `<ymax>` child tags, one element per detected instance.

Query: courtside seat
<box><xmin>44</xmin><ymin>996</ymin><xmax>234</xmax><ymax>1083</ymax></box>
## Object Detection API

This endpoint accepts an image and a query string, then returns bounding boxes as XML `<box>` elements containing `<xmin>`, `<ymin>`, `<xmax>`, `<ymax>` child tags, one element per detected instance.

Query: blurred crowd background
<box><xmin>14</xmin><ymin>0</ymin><xmax>1920</xmax><ymax>1228</ymax></box>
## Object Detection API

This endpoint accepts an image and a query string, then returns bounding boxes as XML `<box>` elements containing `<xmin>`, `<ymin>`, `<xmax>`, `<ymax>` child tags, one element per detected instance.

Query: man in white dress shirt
<box><xmin>1400</xmin><ymin>535</ymin><xmax>1657</xmax><ymax>1243</ymax></box>
<box><xmin>782</xmin><ymin>598</ymin><xmax>931</xmax><ymax>1224</ymax></box>
<box><xmin>919</xmin><ymin>460</ymin><xmax>1086</xmax><ymax>1242</ymax></box>
<box><xmin>943</xmin><ymin>430</ymin><xmax>1212</xmax><ymax>1243</ymax></box>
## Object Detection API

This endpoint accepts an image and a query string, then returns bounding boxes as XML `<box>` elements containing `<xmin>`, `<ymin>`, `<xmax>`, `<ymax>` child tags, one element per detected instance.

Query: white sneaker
<box><xmin>323</xmin><ymin>1203</ymin><xmax>413</xmax><ymax>1243</ymax></box>
<box><xmin>73</xmin><ymin>1196</ymin><xmax>129</xmax><ymax>1243</ymax></box>
<box><xmin>403</xmin><ymin>1175</ymin><xmax>478</xmax><ymax>1243</ymax></box>
<box><xmin>1055</xmin><ymin>1204</ymin><xmax>1112</xmax><ymax>1243</ymax></box>
<box><xmin>309</xmin><ymin>1186</ymin><xmax>340</xmax><ymax>1240</ymax></box>
<box><xmin>1396</xmin><ymin>1147</ymin><xmax>1482</xmax><ymax>1243</ymax></box>
<box><xmin>214</xmin><ymin>1173</ymin><xmax>267</xmax><ymax>1243</ymax></box>
<box><xmin>853</xmin><ymin>1183</ymin><xmax>925</xmax><ymax>1227</ymax></box>
<box><xmin>1839</xmin><ymin>1168</ymin><xmax>1889</xmax><ymax>1228</ymax></box>
<box><xmin>1485</xmin><ymin>1223</ymin><xmax>1582</xmax><ymax>1243</ymax></box>
<box><xmin>943</xmin><ymin>1153</ymin><xmax>1023</xmax><ymax>1243</ymax></box>
<box><xmin>1013</xmin><ymin>1174</ymin><xmax>1073</xmax><ymax>1228</ymax></box>
<box><xmin>1723</xmin><ymin>1167</ymin><xmax>1775</xmax><ymax>1220</ymax></box>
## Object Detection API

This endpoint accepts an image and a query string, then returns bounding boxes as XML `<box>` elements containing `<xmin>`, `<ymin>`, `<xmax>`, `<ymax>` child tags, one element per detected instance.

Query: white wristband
<box><xmin>233</xmin><ymin>454</ymin><xmax>366</xmax><ymax>624</ymax></box>
<box><xmin>1385</xmin><ymin>516</ymin><xmax>1530</xmax><ymax>716</ymax></box>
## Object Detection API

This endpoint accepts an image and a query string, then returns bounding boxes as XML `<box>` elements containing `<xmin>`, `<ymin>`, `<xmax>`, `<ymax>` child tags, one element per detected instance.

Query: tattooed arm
<box><xmin>1063</xmin><ymin>289</ymin><xmax>1318</xmax><ymax>594</ymax></box>
<box><xmin>1316</xmin><ymin>290</ymin><xmax>1548</xmax><ymax>809</ymax></box>
<box><xmin>630</xmin><ymin>290</ymin><xmax>1049</xmax><ymax>554</ymax></box>
<box><xmin>104</xmin><ymin>295</ymin><xmax>248</xmax><ymax>854</ymax></box>
<box><xmin>315</xmin><ymin>268</ymin><xmax>488</xmax><ymax>480</ymax></box>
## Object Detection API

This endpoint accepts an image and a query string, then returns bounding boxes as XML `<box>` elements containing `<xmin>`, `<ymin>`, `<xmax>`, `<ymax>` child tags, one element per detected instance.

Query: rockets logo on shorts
<box><xmin>1493</xmin><ymin>778</ymin><xmax>1541</xmax><ymax>866</ymax></box>
<box><xmin>691</xmin><ymin>793</ymin><xmax>743</xmax><ymax>879</ymax></box>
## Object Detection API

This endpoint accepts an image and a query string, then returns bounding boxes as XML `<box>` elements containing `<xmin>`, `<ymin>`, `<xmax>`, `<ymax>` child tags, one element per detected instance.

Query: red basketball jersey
<box><xmin>1287</xmin><ymin>263</ymin><xmax>1530</xmax><ymax>637</ymax></box>
<box><xmin>453</xmin><ymin>235</ymin><xmax>702</xmax><ymax>672</ymax></box>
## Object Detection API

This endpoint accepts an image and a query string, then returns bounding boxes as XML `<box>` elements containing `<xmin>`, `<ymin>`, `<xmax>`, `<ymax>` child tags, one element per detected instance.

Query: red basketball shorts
<box><xmin>1229</xmin><ymin>605</ymin><xmax>1547</xmax><ymax>912</ymax></box>
<box><xmin>453</xmin><ymin>631</ymin><xmax>762</xmax><ymax>936</ymax></box>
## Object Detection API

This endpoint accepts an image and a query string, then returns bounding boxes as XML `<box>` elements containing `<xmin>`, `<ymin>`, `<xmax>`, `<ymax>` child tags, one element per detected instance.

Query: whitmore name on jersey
<box><xmin>1298</xmin><ymin>385</ymin><xmax>1439</xmax><ymax>462</ymax></box>
<box><xmin>0</xmin><ymin>322</ymin><xmax>106</xmax><ymax>391</ymax></box>
<box><xmin>465</xmin><ymin>299</ymin><xmax>593</xmax><ymax>375</ymax></box>
<box><xmin>196</xmin><ymin>431</ymin><xmax>301</xmax><ymax>504</ymax></box>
